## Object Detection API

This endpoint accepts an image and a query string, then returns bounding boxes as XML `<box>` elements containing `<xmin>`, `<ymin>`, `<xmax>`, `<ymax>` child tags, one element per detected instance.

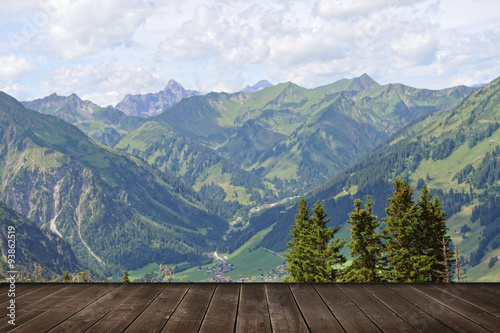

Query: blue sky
<box><xmin>1</xmin><ymin>0</ymin><xmax>499</xmax><ymax>107</ymax></box>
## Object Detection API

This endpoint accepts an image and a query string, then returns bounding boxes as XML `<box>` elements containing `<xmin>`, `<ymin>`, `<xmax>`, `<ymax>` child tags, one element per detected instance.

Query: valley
<box><xmin>1</xmin><ymin>74</ymin><xmax>499</xmax><ymax>282</ymax></box>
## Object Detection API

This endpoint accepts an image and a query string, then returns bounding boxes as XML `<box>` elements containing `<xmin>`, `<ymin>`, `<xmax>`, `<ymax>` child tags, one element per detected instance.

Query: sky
<box><xmin>0</xmin><ymin>0</ymin><xmax>499</xmax><ymax>107</ymax></box>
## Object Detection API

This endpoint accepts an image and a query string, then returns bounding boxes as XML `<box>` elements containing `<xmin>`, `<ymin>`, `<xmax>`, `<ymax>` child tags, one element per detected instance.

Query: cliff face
<box><xmin>115</xmin><ymin>79</ymin><xmax>199</xmax><ymax>117</ymax></box>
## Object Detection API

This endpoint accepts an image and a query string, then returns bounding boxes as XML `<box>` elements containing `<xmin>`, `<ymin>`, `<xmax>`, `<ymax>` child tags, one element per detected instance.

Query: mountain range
<box><xmin>1</xmin><ymin>91</ymin><xmax>225</xmax><ymax>276</ymax></box>
<box><xmin>115</xmin><ymin>79</ymin><xmax>199</xmax><ymax>117</ymax></box>
<box><xmin>258</xmin><ymin>76</ymin><xmax>500</xmax><ymax>281</ymax></box>
<box><xmin>3</xmin><ymin>73</ymin><xmax>499</xmax><ymax>281</ymax></box>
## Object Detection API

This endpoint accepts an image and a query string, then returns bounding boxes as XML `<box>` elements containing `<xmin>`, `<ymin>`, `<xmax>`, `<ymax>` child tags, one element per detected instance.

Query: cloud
<box><xmin>312</xmin><ymin>0</ymin><xmax>427</xmax><ymax>19</ymax></box>
<box><xmin>37</xmin><ymin>63</ymin><xmax>169</xmax><ymax>106</ymax></box>
<box><xmin>390</xmin><ymin>33</ymin><xmax>438</xmax><ymax>69</ymax></box>
<box><xmin>47</xmin><ymin>0</ymin><xmax>156</xmax><ymax>60</ymax></box>
<box><xmin>0</xmin><ymin>54</ymin><xmax>34</xmax><ymax>81</ymax></box>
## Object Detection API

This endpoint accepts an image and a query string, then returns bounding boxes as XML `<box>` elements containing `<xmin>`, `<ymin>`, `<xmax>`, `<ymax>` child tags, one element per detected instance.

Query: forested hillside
<box><xmin>258</xmin><ymin>76</ymin><xmax>500</xmax><ymax>281</ymax></box>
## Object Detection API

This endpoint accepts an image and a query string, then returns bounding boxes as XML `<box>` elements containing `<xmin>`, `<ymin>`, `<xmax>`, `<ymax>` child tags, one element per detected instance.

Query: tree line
<box><xmin>284</xmin><ymin>177</ymin><xmax>456</xmax><ymax>282</ymax></box>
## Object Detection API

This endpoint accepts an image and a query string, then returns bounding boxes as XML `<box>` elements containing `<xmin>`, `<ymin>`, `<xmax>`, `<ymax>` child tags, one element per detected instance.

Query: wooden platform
<box><xmin>1</xmin><ymin>283</ymin><xmax>499</xmax><ymax>332</ymax></box>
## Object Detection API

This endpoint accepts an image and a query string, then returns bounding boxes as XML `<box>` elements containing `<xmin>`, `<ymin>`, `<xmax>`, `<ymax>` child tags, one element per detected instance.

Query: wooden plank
<box><xmin>48</xmin><ymin>284</ymin><xmax>141</xmax><ymax>332</ymax></box>
<box><xmin>0</xmin><ymin>284</ymin><xmax>43</xmax><ymax>304</ymax></box>
<box><xmin>411</xmin><ymin>284</ymin><xmax>500</xmax><ymax>332</ymax></box>
<box><xmin>314</xmin><ymin>284</ymin><xmax>380</xmax><ymax>332</ymax></box>
<box><xmin>432</xmin><ymin>284</ymin><xmax>500</xmax><ymax>317</ymax></box>
<box><xmin>161</xmin><ymin>283</ymin><xmax>215</xmax><ymax>333</ymax></box>
<box><xmin>363</xmin><ymin>284</ymin><xmax>454</xmax><ymax>332</ymax></box>
<box><xmin>86</xmin><ymin>283</ymin><xmax>165</xmax><ymax>333</ymax></box>
<box><xmin>199</xmin><ymin>283</ymin><xmax>240</xmax><ymax>333</ymax></box>
<box><xmin>0</xmin><ymin>284</ymin><xmax>88</xmax><ymax>332</ymax></box>
<box><xmin>0</xmin><ymin>284</ymin><xmax>65</xmax><ymax>317</ymax></box>
<box><xmin>124</xmin><ymin>284</ymin><xmax>190</xmax><ymax>333</ymax></box>
<box><xmin>236</xmin><ymin>283</ymin><xmax>272</xmax><ymax>333</ymax></box>
<box><xmin>9</xmin><ymin>283</ymin><xmax>118</xmax><ymax>332</ymax></box>
<box><xmin>474</xmin><ymin>283</ymin><xmax>500</xmax><ymax>297</ymax></box>
<box><xmin>386</xmin><ymin>284</ymin><xmax>489</xmax><ymax>333</ymax></box>
<box><xmin>265</xmin><ymin>283</ymin><xmax>309</xmax><ymax>333</ymax></box>
<box><xmin>289</xmin><ymin>284</ymin><xmax>343</xmax><ymax>332</ymax></box>
<box><xmin>338</xmin><ymin>284</ymin><xmax>415</xmax><ymax>332</ymax></box>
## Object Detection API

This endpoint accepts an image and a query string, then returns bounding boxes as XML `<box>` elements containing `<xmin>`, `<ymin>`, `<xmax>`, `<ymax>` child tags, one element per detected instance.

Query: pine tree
<box><xmin>285</xmin><ymin>197</ymin><xmax>313</xmax><ymax>282</ymax></box>
<box><xmin>62</xmin><ymin>270</ymin><xmax>70</xmax><ymax>283</ymax></box>
<box><xmin>344</xmin><ymin>196</ymin><xmax>383</xmax><ymax>282</ymax></box>
<box><xmin>417</xmin><ymin>186</ymin><xmax>454</xmax><ymax>282</ymax></box>
<box><xmin>309</xmin><ymin>201</ymin><xmax>346</xmax><ymax>282</ymax></box>
<box><xmin>284</xmin><ymin>197</ymin><xmax>346</xmax><ymax>282</ymax></box>
<box><xmin>122</xmin><ymin>270</ymin><xmax>130</xmax><ymax>283</ymax></box>
<box><xmin>382</xmin><ymin>177</ymin><xmax>431</xmax><ymax>282</ymax></box>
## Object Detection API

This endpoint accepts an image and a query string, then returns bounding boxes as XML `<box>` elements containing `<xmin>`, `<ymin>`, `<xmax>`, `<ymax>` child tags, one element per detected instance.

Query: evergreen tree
<box><xmin>284</xmin><ymin>197</ymin><xmax>346</xmax><ymax>282</ymax></box>
<box><xmin>309</xmin><ymin>201</ymin><xmax>346</xmax><ymax>282</ymax></box>
<box><xmin>62</xmin><ymin>270</ymin><xmax>70</xmax><ymax>283</ymax></box>
<box><xmin>122</xmin><ymin>270</ymin><xmax>130</xmax><ymax>283</ymax></box>
<box><xmin>81</xmin><ymin>271</ymin><xmax>89</xmax><ymax>283</ymax></box>
<box><xmin>344</xmin><ymin>196</ymin><xmax>383</xmax><ymax>282</ymax></box>
<box><xmin>382</xmin><ymin>177</ymin><xmax>431</xmax><ymax>282</ymax></box>
<box><xmin>417</xmin><ymin>185</ymin><xmax>454</xmax><ymax>282</ymax></box>
<box><xmin>284</xmin><ymin>197</ymin><xmax>313</xmax><ymax>282</ymax></box>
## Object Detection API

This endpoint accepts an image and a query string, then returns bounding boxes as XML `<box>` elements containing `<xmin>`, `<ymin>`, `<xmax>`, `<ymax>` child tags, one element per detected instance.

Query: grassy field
<box><xmin>171</xmin><ymin>225</ymin><xmax>286</xmax><ymax>282</ymax></box>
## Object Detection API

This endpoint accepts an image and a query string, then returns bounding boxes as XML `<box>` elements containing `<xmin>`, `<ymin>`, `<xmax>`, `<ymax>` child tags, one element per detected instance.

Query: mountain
<box><xmin>115</xmin><ymin>79</ymin><xmax>200</xmax><ymax>117</ymax></box>
<box><xmin>22</xmin><ymin>93</ymin><xmax>146</xmax><ymax>147</ymax></box>
<box><xmin>0</xmin><ymin>91</ymin><xmax>225</xmax><ymax>277</ymax></box>
<box><xmin>124</xmin><ymin>75</ymin><xmax>474</xmax><ymax>197</ymax></box>
<box><xmin>258</xmin><ymin>76</ymin><xmax>500</xmax><ymax>281</ymax></box>
<box><xmin>242</xmin><ymin>80</ymin><xmax>274</xmax><ymax>93</ymax></box>
<box><xmin>315</xmin><ymin>73</ymin><xmax>380</xmax><ymax>94</ymax></box>
<box><xmin>0</xmin><ymin>200</ymin><xmax>80</xmax><ymax>279</ymax></box>
<box><xmin>22</xmin><ymin>93</ymin><xmax>97</xmax><ymax>123</ymax></box>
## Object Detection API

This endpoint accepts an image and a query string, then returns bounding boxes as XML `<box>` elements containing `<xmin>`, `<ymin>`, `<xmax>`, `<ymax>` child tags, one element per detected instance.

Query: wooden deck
<box><xmin>1</xmin><ymin>283</ymin><xmax>499</xmax><ymax>332</ymax></box>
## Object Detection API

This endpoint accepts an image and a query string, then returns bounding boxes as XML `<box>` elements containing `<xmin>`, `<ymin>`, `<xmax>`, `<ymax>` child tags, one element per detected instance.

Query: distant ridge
<box><xmin>115</xmin><ymin>79</ymin><xmax>200</xmax><ymax>117</ymax></box>
<box><xmin>242</xmin><ymin>80</ymin><xmax>274</xmax><ymax>93</ymax></box>
<box><xmin>316</xmin><ymin>73</ymin><xmax>380</xmax><ymax>95</ymax></box>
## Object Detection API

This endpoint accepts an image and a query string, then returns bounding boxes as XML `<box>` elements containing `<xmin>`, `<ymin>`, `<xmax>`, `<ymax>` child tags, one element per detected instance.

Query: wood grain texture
<box><xmin>124</xmin><ymin>283</ymin><xmax>190</xmax><ymax>333</ymax></box>
<box><xmin>432</xmin><ymin>283</ymin><xmax>500</xmax><ymax>317</ymax></box>
<box><xmin>265</xmin><ymin>283</ymin><xmax>309</xmax><ymax>333</ymax></box>
<box><xmin>338</xmin><ymin>284</ymin><xmax>415</xmax><ymax>332</ymax></box>
<box><xmin>0</xmin><ymin>284</ymin><xmax>88</xmax><ymax>332</ymax></box>
<box><xmin>236</xmin><ymin>283</ymin><xmax>272</xmax><ymax>333</ymax></box>
<box><xmin>289</xmin><ymin>283</ymin><xmax>344</xmax><ymax>332</ymax></box>
<box><xmin>199</xmin><ymin>283</ymin><xmax>240</xmax><ymax>333</ymax></box>
<box><xmin>47</xmin><ymin>284</ymin><xmax>139</xmax><ymax>333</ymax></box>
<box><xmin>410</xmin><ymin>284</ymin><xmax>500</xmax><ymax>332</ymax></box>
<box><xmin>0</xmin><ymin>284</ymin><xmax>43</xmax><ymax>304</ymax></box>
<box><xmin>86</xmin><ymin>283</ymin><xmax>165</xmax><ymax>333</ymax></box>
<box><xmin>9</xmin><ymin>284</ymin><xmax>118</xmax><ymax>333</ymax></box>
<box><xmin>363</xmin><ymin>284</ymin><xmax>453</xmax><ymax>333</ymax></box>
<box><xmin>160</xmin><ymin>283</ymin><xmax>215</xmax><ymax>333</ymax></box>
<box><xmin>4</xmin><ymin>283</ymin><xmax>500</xmax><ymax>333</ymax></box>
<box><xmin>314</xmin><ymin>284</ymin><xmax>380</xmax><ymax>332</ymax></box>
<box><xmin>386</xmin><ymin>284</ymin><xmax>490</xmax><ymax>333</ymax></box>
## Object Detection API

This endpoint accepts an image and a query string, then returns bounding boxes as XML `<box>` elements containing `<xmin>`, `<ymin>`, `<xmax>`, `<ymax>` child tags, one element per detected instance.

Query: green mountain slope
<box><xmin>0</xmin><ymin>92</ymin><xmax>225</xmax><ymax>277</ymax></box>
<box><xmin>118</xmin><ymin>75</ymin><xmax>474</xmax><ymax>198</ymax></box>
<box><xmin>0</xmin><ymin>200</ymin><xmax>80</xmax><ymax>279</ymax></box>
<box><xmin>22</xmin><ymin>93</ymin><xmax>146</xmax><ymax>146</ymax></box>
<box><xmin>258</xmin><ymin>76</ymin><xmax>500</xmax><ymax>281</ymax></box>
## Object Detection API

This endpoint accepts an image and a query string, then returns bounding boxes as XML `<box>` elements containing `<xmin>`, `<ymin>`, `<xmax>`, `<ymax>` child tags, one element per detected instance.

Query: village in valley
<box><xmin>199</xmin><ymin>260</ymin><xmax>287</xmax><ymax>282</ymax></box>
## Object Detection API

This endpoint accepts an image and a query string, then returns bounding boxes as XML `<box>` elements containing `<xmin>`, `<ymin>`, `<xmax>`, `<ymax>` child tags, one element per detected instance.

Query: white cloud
<box><xmin>47</xmin><ymin>0</ymin><xmax>156</xmax><ymax>60</ymax></box>
<box><xmin>312</xmin><ymin>0</ymin><xmax>427</xmax><ymax>19</ymax></box>
<box><xmin>0</xmin><ymin>54</ymin><xmax>34</xmax><ymax>81</ymax></box>
<box><xmin>1</xmin><ymin>0</ymin><xmax>499</xmax><ymax>102</ymax></box>
<box><xmin>390</xmin><ymin>33</ymin><xmax>438</xmax><ymax>69</ymax></box>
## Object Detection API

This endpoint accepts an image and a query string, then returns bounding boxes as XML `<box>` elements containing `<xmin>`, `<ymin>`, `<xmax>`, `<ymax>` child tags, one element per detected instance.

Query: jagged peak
<box><xmin>242</xmin><ymin>80</ymin><xmax>274</xmax><ymax>93</ymax></box>
<box><xmin>164</xmin><ymin>79</ymin><xmax>185</xmax><ymax>92</ymax></box>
